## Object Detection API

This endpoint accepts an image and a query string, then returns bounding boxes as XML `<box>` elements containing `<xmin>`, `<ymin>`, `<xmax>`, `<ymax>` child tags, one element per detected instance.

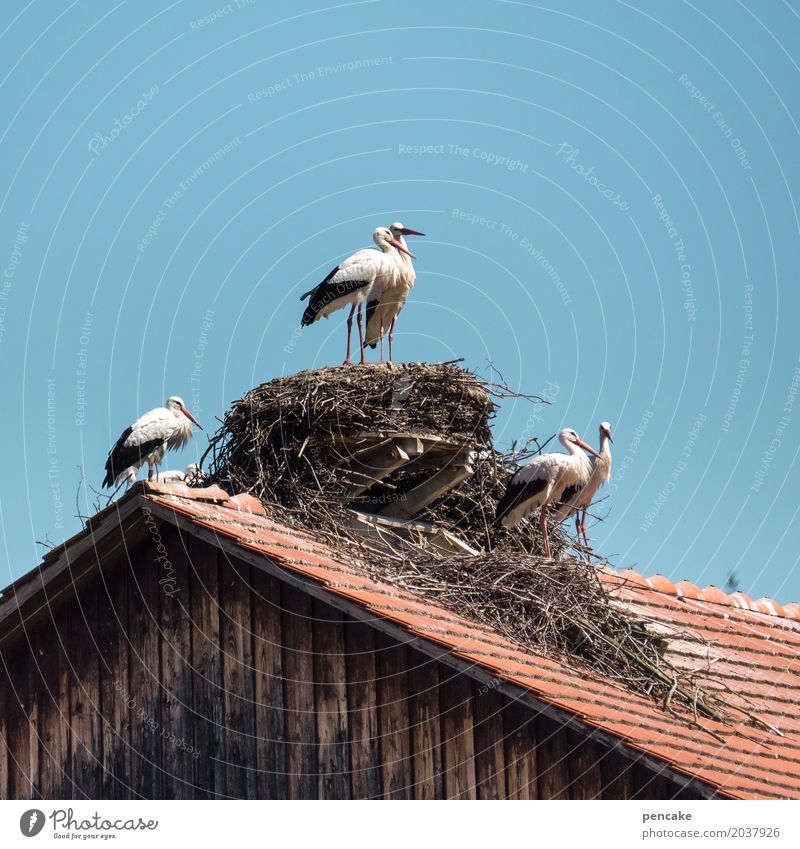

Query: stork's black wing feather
<box><xmin>300</xmin><ymin>264</ymin><xmax>339</xmax><ymax>301</ymax></box>
<box><xmin>300</xmin><ymin>269</ymin><xmax>372</xmax><ymax>326</ymax></box>
<box><xmin>494</xmin><ymin>475</ymin><xmax>548</xmax><ymax>526</ymax></box>
<box><xmin>102</xmin><ymin>428</ymin><xmax>165</xmax><ymax>488</ymax></box>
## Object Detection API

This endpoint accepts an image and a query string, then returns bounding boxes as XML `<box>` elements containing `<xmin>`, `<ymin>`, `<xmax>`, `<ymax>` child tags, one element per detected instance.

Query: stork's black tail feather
<box><xmin>299</xmin><ymin>264</ymin><xmax>341</xmax><ymax>326</ymax></box>
<box><xmin>300</xmin><ymin>286</ymin><xmax>324</xmax><ymax>326</ymax></box>
<box><xmin>552</xmin><ymin>483</ymin><xmax>580</xmax><ymax>515</ymax></box>
<box><xmin>299</xmin><ymin>264</ymin><xmax>374</xmax><ymax>327</ymax></box>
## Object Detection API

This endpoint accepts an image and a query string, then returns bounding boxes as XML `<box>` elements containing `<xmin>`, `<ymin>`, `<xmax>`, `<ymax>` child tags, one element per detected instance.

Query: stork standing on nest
<box><xmin>300</xmin><ymin>227</ymin><xmax>414</xmax><ymax>365</ymax></box>
<box><xmin>103</xmin><ymin>396</ymin><xmax>203</xmax><ymax>489</ymax></box>
<box><xmin>364</xmin><ymin>222</ymin><xmax>425</xmax><ymax>365</ymax></box>
<box><xmin>552</xmin><ymin>421</ymin><xmax>613</xmax><ymax>562</ymax></box>
<box><xmin>495</xmin><ymin>427</ymin><xmax>601</xmax><ymax>558</ymax></box>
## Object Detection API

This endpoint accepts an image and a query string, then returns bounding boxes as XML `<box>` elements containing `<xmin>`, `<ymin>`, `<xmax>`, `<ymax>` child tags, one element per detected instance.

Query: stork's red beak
<box><xmin>390</xmin><ymin>238</ymin><xmax>416</xmax><ymax>259</ymax></box>
<box><xmin>181</xmin><ymin>406</ymin><xmax>203</xmax><ymax>430</ymax></box>
<box><xmin>575</xmin><ymin>437</ymin><xmax>601</xmax><ymax>458</ymax></box>
<box><xmin>398</xmin><ymin>227</ymin><xmax>425</xmax><ymax>236</ymax></box>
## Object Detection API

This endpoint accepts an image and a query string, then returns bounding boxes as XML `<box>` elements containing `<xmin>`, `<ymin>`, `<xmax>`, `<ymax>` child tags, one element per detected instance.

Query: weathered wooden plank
<box><xmin>312</xmin><ymin>600</ymin><xmax>350</xmax><ymax>799</ymax></box>
<box><xmin>340</xmin><ymin>442</ymin><xmax>413</xmax><ymax>498</ymax></box>
<box><xmin>599</xmin><ymin>748</ymin><xmax>634</xmax><ymax>799</ymax></box>
<box><xmin>128</xmin><ymin>540</ymin><xmax>164</xmax><ymax>799</ymax></box>
<box><xmin>380</xmin><ymin>463</ymin><xmax>473</xmax><ymax>520</ymax></box>
<box><xmin>189</xmin><ymin>534</ymin><xmax>224</xmax><ymax>798</ymax></box>
<box><xmin>158</xmin><ymin>528</ymin><xmax>194</xmax><ymax>799</ymax></box>
<box><xmin>27</xmin><ymin>639</ymin><xmax>42</xmax><ymax>800</ymax></box>
<box><xmin>35</xmin><ymin>614</ymin><xmax>71</xmax><ymax>799</ymax></box>
<box><xmin>536</xmin><ymin>713</ymin><xmax>570</xmax><ymax>799</ymax></box>
<box><xmin>251</xmin><ymin>568</ymin><xmax>286</xmax><ymax>799</ymax></box>
<box><xmin>375</xmin><ymin>632</ymin><xmax>412</xmax><ymax>799</ymax></box>
<box><xmin>97</xmin><ymin>555</ymin><xmax>131</xmax><ymax>798</ymax></box>
<box><xmin>0</xmin><ymin>649</ymin><xmax>9</xmax><ymax>799</ymax></box>
<box><xmin>566</xmin><ymin>729</ymin><xmax>603</xmax><ymax>799</ymax></box>
<box><xmin>67</xmin><ymin>581</ymin><xmax>102</xmax><ymax>799</ymax></box>
<box><xmin>281</xmin><ymin>583</ymin><xmax>317</xmax><ymax>799</ymax></box>
<box><xmin>343</xmin><ymin>618</ymin><xmax>381</xmax><ymax>799</ymax></box>
<box><xmin>471</xmin><ymin>681</ymin><xmax>506</xmax><ymax>799</ymax></box>
<box><xmin>631</xmin><ymin>760</ymin><xmax>672</xmax><ymax>799</ymax></box>
<box><xmin>407</xmin><ymin>647</ymin><xmax>442</xmax><ymax>799</ymax></box>
<box><xmin>503</xmin><ymin>699</ymin><xmax>537</xmax><ymax>799</ymax></box>
<box><xmin>438</xmin><ymin>665</ymin><xmax>476</xmax><ymax>799</ymax></box>
<box><xmin>220</xmin><ymin>559</ymin><xmax>257</xmax><ymax>799</ymax></box>
<box><xmin>6</xmin><ymin>633</ymin><xmax>35</xmax><ymax>798</ymax></box>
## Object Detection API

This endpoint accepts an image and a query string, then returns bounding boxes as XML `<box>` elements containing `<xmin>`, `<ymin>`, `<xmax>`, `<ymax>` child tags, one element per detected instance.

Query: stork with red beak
<box><xmin>300</xmin><ymin>227</ymin><xmax>414</xmax><ymax>365</ymax></box>
<box><xmin>103</xmin><ymin>396</ymin><xmax>203</xmax><ymax>489</ymax></box>
<box><xmin>364</xmin><ymin>222</ymin><xmax>425</xmax><ymax>365</ymax></box>
<box><xmin>552</xmin><ymin>421</ymin><xmax>613</xmax><ymax>561</ymax></box>
<box><xmin>495</xmin><ymin>427</ymin><xmax>602</xmax><ymax>558</ymax></box>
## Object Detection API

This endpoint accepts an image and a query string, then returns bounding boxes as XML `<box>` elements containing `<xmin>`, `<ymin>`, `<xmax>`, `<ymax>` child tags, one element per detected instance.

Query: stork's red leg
<box><xmin>343</xmin><ymin>304</ymin><xmax>355</xmax><ymax>365</ymax></box>
<box><xmin>379</xmin><ymin>326</ymin><xmax>384</xmax><ymax>363</ymax></box>
<box><xmin>575</xmin><ymin>512</ymin><xmax>582</xmax><ymax>559</ymax></box>
<box><xmin>582</xmin><ymin>509</ymin><xmax>592</xmax><ymax>564</ymax></box>
<box><xmin>147</xmin><ymin>461</ymin><xmax>154</xmax><ymax>481</ymax></box>
<box><xmin>387</xmin><ymin>316</ymin><xmax>396</xmax><ymax>368</ymax></box>
<box><xmin>356</xmin><ymin>304</ymin><xmax>365</xmax><ymax>365</ymax></box>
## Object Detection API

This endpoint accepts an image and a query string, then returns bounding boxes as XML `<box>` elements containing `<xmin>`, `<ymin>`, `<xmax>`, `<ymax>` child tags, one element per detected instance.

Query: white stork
<box><xmin>300</xmin><ymin>227</ymin><xmax>414</xmax><ymax>365</ymax></box>
<box><xmin>103</xmin><ymin>396</ymin><xmax>203</xmax><ymax>489</ymax></box>
<box><xmin>495</xmin><ymin>427</ymin><xmax>601</xmax><ymax>558</ymax></box>
<box><xmin>552</xmin><ymin>421</ymin><xmax>613</xmax><ymax>561</ymax></box>
<box><xmin>364</xmin><ymin>222</ymin><xmax>425</xmax><ymax>364</ymax></box>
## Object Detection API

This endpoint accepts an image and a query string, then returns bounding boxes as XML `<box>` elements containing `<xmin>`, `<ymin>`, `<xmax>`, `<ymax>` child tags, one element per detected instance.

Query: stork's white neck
<box><xmin>593</xmin><ymin>433</ymin><xmax>613</xmax><ymax>482</ymax></box>
<box><xmin>393</xmin><ymin>235</ymin><xmax>414</xmax><ymax>269</ymax></box>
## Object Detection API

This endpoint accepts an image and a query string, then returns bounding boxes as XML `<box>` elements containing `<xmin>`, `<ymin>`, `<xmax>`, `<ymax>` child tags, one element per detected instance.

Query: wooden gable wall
<box><xmin>0</xmin><ymin>522</ymin><xmax>707</xmax><ymax>800</ymax></box>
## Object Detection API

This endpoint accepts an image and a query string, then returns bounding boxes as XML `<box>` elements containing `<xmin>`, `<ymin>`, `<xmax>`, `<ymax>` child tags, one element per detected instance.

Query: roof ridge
<box><xmin>596</xmin><ymin>565</ymin><xmax>800</xmax><ymax>623</ymax></box>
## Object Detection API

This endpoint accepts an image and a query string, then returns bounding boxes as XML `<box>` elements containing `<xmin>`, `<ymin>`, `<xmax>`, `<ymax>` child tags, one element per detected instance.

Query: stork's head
<box><xmin>389</xmin><ymin>222</ymin><xmax>425</xmax><ymax>239</ymax></box>
<box><xmin>558</xmin><ymin>427</ymin><xmax>601</xmax><ymax>458</ymax></box>
<box><xmin>373</xmin><ymin>226</ymin><xmax>415</xmax><ymax>259</ymax></box>
<box><xmin>600</xmin><ymin>421</ymin><xmax>613</xmax><ymax>443</ymax></box>
<box><xmin>184</xmin><ymin>463</ymin><xmax>207</xmax><ymax>484</ymax></box>
<box><xmin>166</xmin><ymin>396</ymin><xmax>203</xmax><ymax>430</ymax></box>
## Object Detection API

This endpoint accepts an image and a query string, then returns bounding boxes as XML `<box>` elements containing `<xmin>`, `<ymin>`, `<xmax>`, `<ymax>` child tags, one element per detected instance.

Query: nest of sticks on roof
<box><xmin>203</xmin><ymin>361</ymin><xmax>564</xmax><ymax>557</ymax></box>
<box><xmin>370</xmin><ymin>552</ymin><xmax>729</xmax><ymax>723</ymax></box>
<box><xmin>202</xmin><ymin>362</ymin><xmax>731</xmax><ymax>725</ymax></box>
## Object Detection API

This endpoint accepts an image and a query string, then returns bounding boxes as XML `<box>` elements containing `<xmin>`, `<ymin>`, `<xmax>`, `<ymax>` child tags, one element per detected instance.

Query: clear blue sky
<box><xmin>1</xmin><ymin>0</ymin><xmax>799</xmax><ymax>604</ymax></box>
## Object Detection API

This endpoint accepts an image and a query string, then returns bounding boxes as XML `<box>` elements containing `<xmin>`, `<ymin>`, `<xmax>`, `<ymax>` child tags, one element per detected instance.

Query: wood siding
<box><xmin>0</xmin><ymin>525</ymin><xmax>704</xmax><ymax>800</ymax></box>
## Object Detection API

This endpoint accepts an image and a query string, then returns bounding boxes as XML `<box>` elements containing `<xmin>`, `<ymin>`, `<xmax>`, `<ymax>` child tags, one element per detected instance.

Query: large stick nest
<box><xmin>204</xmin><ymin>362</ymin><xmax>561</xmax><ymax>555</ymax></box>
<box><xmin>202</xmin><ymin>363</ymin><xmax>732</xmax><ymax>726</ymax></box>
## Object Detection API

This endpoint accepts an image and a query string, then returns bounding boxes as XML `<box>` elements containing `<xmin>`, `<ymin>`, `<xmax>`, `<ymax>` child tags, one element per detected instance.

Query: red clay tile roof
<box><xmin>4</xmin><ymin>482</ymin><xmax>800</xmax><ymax>800</ymax></box>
